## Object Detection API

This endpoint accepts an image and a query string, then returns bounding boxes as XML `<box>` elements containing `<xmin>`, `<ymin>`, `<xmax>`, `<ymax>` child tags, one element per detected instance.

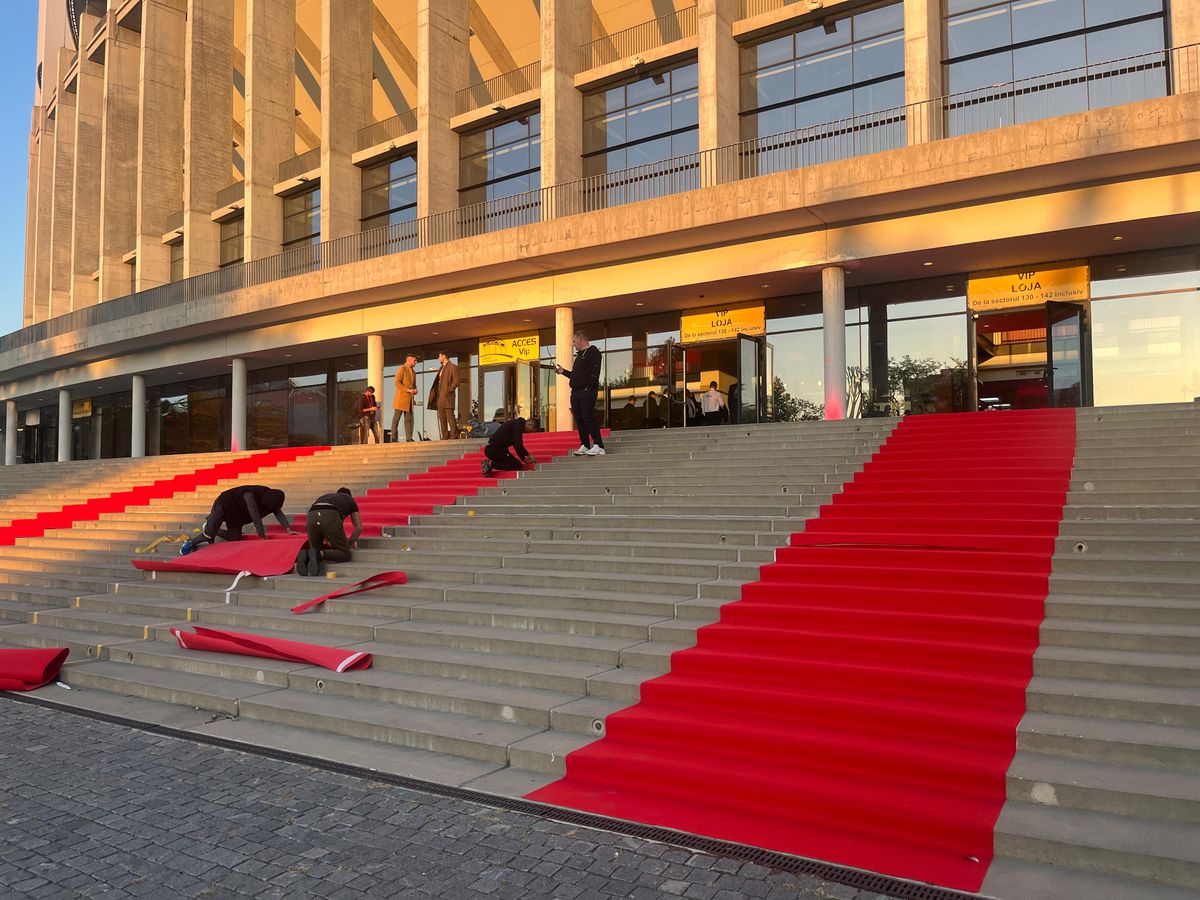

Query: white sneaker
<box><xmin>585</xmin><ymin>445</ymin><xmax>606</xmax><ymax>456</ymax></box>
<box><xmin>572</xmin><ymin>444</ymin><xmax>590</xmax><ymax>456</ymax></box>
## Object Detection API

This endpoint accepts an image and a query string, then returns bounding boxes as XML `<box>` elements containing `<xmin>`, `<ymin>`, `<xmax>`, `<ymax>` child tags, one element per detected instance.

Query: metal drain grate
<box><xmin>3</xmin><ymin>694</ymin><xmax>987</xmax><ymax>900</ymax></box>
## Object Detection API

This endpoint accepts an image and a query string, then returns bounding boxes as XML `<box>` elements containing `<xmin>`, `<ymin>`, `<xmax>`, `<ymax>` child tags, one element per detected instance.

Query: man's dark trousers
<box><xmin>571</xmin><ymin>389</ymin><xmax>604</xmax><ymax>448</ymax></box>
<box><xmin>306</xmin><ymin>508</ymin><xmax>352</xmax><ymax>563</ymax></box>
<box><xmin>484</xmin><ymin>444</ymin><xmax>523</xmax><ymax>471</ymax></box>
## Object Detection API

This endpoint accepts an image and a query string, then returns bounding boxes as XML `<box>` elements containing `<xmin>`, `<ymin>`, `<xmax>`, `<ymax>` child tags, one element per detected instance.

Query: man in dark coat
<box><xmin>428</xmin><ymin>351</ymin><xmax>461</xmax><ymax>440</ymax></box>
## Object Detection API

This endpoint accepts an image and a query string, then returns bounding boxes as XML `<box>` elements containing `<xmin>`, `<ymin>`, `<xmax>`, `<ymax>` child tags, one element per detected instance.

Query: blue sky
<box><xmin>0</xmin><ymin>3</ymin><xmax>38</xmax><ymax>337</ymax></box>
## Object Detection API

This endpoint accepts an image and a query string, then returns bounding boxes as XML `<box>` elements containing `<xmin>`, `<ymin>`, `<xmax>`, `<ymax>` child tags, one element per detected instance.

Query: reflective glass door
<box><xmin>515</xmin><ymin>360</ymin><xmax>537</xmax><ymax>422</ymax></box>
<box><xmin>1046</xmin><ymin>301</ymin><xmax>1091</xmax><ymax>408</ymax></box>
<box><xmin>737</xmin><ymin>334</ymin><xmax>764</xmax><ymax>424</ymax></box>
<box><xmin>478</xmin><ymin>366</ymin><xmax>509</xmax><ymax>424</ymax></box>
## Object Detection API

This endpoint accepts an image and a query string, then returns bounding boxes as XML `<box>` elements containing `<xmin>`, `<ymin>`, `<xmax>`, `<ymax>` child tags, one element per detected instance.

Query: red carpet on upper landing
<box><xmin>527</xmin><ymin>409</ymin><xmax>1078</xmax><ymax>893</ymax></box>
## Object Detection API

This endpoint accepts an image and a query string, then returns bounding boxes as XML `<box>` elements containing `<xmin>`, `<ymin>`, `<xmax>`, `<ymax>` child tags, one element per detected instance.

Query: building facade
<box><xmin>9</xmin><ymin>0</ymin><xmax>1200</xmax><ymax>463</ymax></box>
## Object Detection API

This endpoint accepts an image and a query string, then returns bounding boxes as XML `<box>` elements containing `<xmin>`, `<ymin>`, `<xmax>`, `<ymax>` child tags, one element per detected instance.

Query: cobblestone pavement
<box><xmin>0</xmin><ymin>700</ymin><xmax>900</xmax><ymax>900</ymax></box>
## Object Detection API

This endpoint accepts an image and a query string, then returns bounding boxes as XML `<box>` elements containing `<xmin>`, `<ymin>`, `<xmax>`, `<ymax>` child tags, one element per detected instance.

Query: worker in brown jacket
<box><xmin>392</xmin><ymin>353</ymin><xmax>418</xmax><ymax>442</ymax></box>
<box><xmin>428</xmin><ymin>351</ymin><xmax>461</xmax><ymax>440</ymax></box>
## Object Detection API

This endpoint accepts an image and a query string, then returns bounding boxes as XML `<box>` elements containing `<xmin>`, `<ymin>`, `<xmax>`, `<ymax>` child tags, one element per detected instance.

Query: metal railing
<box><xmin>357</xmin><ymin>109</ymin><xmax>419</xmax><ymax>151</ymax></box>
<box><xmin>455</xmin><ymin>61</ymin><xmax>540</xmax><ymax>116</ymax></box>
<box><xmin>278</xmin><ymin>147</ymin><xmax>321</xmax><ymax>183</ymax></box>
<box><xmin>739</xmin><ymin>0</ymin><xmax>802</xmax><ymax>20</ymax></box>
<box><xmin>5</xmin><ymin>44</ymin><xmax>1196</xmax><ymax>357</ymax></box>
<box><xmin>214</xmin><ymin>180</ymin><xmax>245</xmax><ymax>209</ymax></box>
<box><xmin>582</xmin><ymin>5</ymin><xmax>697</xmax><ymax>71</ymax></box>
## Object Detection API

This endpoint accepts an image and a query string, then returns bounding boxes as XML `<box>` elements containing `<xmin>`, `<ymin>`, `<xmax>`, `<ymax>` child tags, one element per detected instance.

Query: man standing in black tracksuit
<box><xmin>555</xmin><ymin>329</ymin><xmax>606</xmax><ymax>456</ymax></box>
<box><xmin>481</xmin><ymin>417</ymin><xmax>537</xmax><ymax>477</ymax></box>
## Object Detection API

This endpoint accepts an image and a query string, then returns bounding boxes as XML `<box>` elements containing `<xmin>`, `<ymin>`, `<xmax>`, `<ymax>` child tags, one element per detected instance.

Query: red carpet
<box><xmin>526</xmin><ymin>410</ymin><xmax>1077</xmax><ymax>892</ymax></box>
<box><xmin>0</xmin><ymin>447</ymin><xmax>327</xmax><ymax>548</ymax></box>
<box><xmin>169</xmin><ymin>626</ymin><xmax>372</xmax><ymax>673</ymax></box>
<box><xmin>292</xmin><ymin>571</ymin><xmax>409</xmax><ymax>614</ymax></box>
<box><xmin>0</xmin><ymin>647</ymin><xmax>70</xmax><ymax>691</ymax></box>
<box><xmin>133</xmin><ymin>535</ymin><xmax>308</xmax><ymax>577</ymax></box>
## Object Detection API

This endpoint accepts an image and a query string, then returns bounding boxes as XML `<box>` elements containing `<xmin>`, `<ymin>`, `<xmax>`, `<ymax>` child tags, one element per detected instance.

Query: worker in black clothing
<box><xmin>481</xmin><ymin>417</ymin><xmax>537</xmax><ymax>477</ymax></box>
<box><xmin>297</xmin><ymin>487</ymin><xmax>364</xmax><ymax>576</ymax></box>
<box><xmin>555</xmin><ymin>329</ymin><xmax>606</xmax><ymax>456</ymax></box>
<box><xmin>180</xmin><ymin>485</ymin><xmax>296</xmax><ymax>554</ymax></box>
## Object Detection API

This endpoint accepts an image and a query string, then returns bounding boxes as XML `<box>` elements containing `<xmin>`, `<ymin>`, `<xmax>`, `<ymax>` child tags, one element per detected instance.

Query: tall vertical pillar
<box><xmin>416</xmin><ymin>0</ymin><xmax>469</xmax><ymax>218</ymax></box>
<box><xmin>136</xmin><ymin>0</ymin><xmax>187</xmax><ymax>291</ymax></box>
<box><xmin>230</xmin><ymin>358</ymin><xmax>247</xmax><ymax>451</ymax></box>
<box><xmin>555</xmin><ymin>307</ymin><xmax>574</xmax><ymax>433</ymax></box>
<box><xmin>367</xmin><ymin>335</ymin><xmax>385</xmax><ymax>433</ymax></box>
<box><xmin>822</xmin><ymin>266</ymin><xmax>847</xmax><ymax>421</ymax></box>
<box><xmin>905</xmin><ymin>0</ymin><xmax>944</xmax><ymax>143</ymax></box>
<box><xmin>23</xmin><ymin>111</ymin><xmax>40</xmax><ymax>325</ymax></box>
<box><xmin>30</xmin><ymin>110</ymin><xmax>57</xmax><ymax>322</ymax></box>
<box><xmin>698</xmin><ymin>0</ymin><xmax>739</xmax><ymax>185</ymax></box>
<box><xmin>541</xmin><ymin>0</ymin><xmax>587</xmax><ymax>216</ymax></box>
<box><xmin>71</xmin><ymin>26</ymin><xmax>105</xmax><ymax>310</ymax></box>
<box><xmin>57</xmin><ymin>389</ymin><xmax>72</xmax><ymax>462</ymax></box>
<box><xmin>98</xmin><ymin>22</ymin><xmax>143</xmax><ymax>301</ymax></box>
<box><xmin>5</xmin><ymin>401</ymin><xmax>18</xmax><ymax>466</ymax></box>
<box><xmin>1170</xmin><ymin>5</ymin><xmax>1200</xmax><ymax>94</ymax></box>
<box><xmin>131</xmin><ymin>373</ymin><xmax>146</xmax><ymax>457</ymax></box>
<box><xmin>183</xmin><ymin>0</ymin><xmax>234</xmax><ymax>277</ymax></box>
<box><xmin>49</xmin><ymin>51</ymin><xmax>78</xmax><ymax>319</ymax></box>
<box><xmin>320</xmin><ymin>0</ymin><xmax>372</xmax><ymax>240</ymax></box>
<box><xmin>244</xmin><ymin>0</ymin><xmax>295</xmax><ymax>261</ymax></box>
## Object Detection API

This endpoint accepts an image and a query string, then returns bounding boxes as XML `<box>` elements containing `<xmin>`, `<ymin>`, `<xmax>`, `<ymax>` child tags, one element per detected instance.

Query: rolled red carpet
<box><xmin>169</xmin><ymin>627</ymin><xmax>371</xmax><ymax>673</ymax></box>
<box><xmin>527</xmin><ymin>409</ymin><xmax>1077</xmax><ymax>892</ymax></box>
<box><xmin>0</xmin><ymin>648</ymin><xmax>70</xmax><ymax>691</ymax></box>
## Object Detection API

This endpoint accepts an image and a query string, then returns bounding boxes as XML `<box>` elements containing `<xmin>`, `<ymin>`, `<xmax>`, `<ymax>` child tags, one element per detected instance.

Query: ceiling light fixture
<box><xmin>635</xmin><ymin>302</ymin><xmax>644</xmax><ymax>306</ymax></box>
<box><xmin>1112</xmin><ymin>235</ymin><xmax>1124</xmax><ymax>241</ymax></box>
<box><xmin>923</xmin><ymin>261</ymin><xmax>934</xmax><ymax>267</ymax></box>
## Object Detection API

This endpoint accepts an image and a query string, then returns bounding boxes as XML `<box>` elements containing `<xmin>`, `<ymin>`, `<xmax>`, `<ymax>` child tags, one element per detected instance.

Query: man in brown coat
<box><xmin>392</xmin><ymin>353</ymin><xmax>418</xmax><ymax>442</ymax></box>
<box><xmin>428</xmin><ymin>351</ymin><xmax>461</xmax><ymax>440</ymax></box>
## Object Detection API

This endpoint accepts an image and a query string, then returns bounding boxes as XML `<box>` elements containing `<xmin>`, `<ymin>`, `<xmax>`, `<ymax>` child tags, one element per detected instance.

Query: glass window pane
<box><xmin>1085</xmin><ymin>0</ymin><xmax>1162</xmax><ymax>27</ymax></box>
<box><xmin>670</xmin><ymin>90</ymin><xmax>699</xmax><ymax>130</ymax></box>
<box><xmin>854</xmin><ymin>33</ymin><xmax>904</xmax><ymax>81</ymax></box>
<box><xmin>854</xmin><ymin>2</ymin><xmax>904</xmax><ymax>40</ymax></box>
<box><xmin>947</xmin><ymin>53</ymin><xmax>1015</xmax><ymax>94</ymax></box>
<box><xmin>1011</xmin><ymin>0</ymin><xmax>1083</xmax><ymax>43</ymax></box>
<box><xmin>671</xmin><ymin>62</ymin><xmax>699</xmax><ymax>92</ymax></box>
<box><xmin>746</xmin><ymin>62</ymin><xmax>797</xmax><ymax>110</ymax></box>
<box><xmin>749</xmin><ymin>33</ymin><xmax>794</xmax><ymax>71</ymax></box>
<box><xmin>626</xmin><ymin>97</ymin><xmax>673</xmax><ymax>142</ymax></box>
<box><xmin>887</xmin><ymin>315</ymin><xmax>970</xmax><ymax>414</ymax></box>
<box><xmin>795</xmin><ymin>19</ymin><xmax>849</xmax><ymax>58</ymax></box>
<box><xmin>796</xmin><ymin>46</ymin><xmax>854</xmax><ymax>97</ymax></box>
<box><xmin>947</xmin><ymin>0</ymin><xmax>1002</xmax><ymax>14</ymax></box>
<box><xmin>946</xmin><ymin>6</ymin><xmax>1012</xmax><ymax>58</ymax></box>
<box><xmin>1092</xmin><ymin>292</ymin><xmax>1200</xmax><ymax>406</ymax></box>
<box><xmin>1086</xmin><ymin>18</ymin><xmax>1165</xmax><ymax>65</ymax></box>
<box><xmin>745</xmin><ymin>104</ymin><xmax>795</xmax><ymax>140</ymax></box>
<box><xmin>1014</xmin><ymin>34</ymin><xmax>1085</xmax><ymax>80</ymax></box>
<box><xmin>626</xmin><ymin>135</ymin><xmax>672</xmax><ymax>167</ymax></box>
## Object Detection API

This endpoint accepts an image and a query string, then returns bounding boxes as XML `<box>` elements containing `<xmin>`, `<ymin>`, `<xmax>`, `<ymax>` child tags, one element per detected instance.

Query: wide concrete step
<box><xmin>1046</xmin><ymin>594</ymin><xmax>1200</xmax><ymax>627</ymax></box>
<box><xmin>1029</xmin><ymin>676</ymin><xmax>1200</xmax><ymax>727</ymax></box>
<box><xmin>443</xmin><ymin>583</ymin><xmax>681</xmax><ymax>618</ymax></box>
<box><xmin>0</xmin><ymin>622</ymin><xmax>137</xmax><ymax>660</ymax></box>
<box><xmin>1019</xmin><ymin>712</ymin><xmax>1200</xmax><ymax>770</ymax></box>
<box><xmin>409</xmin><ymin>601</ymin><xmax>668</xmax><ymax>640</ymax></box>
<box><xmin>1035</xmin><ymin>645</ymin><xmax>1200</xmax><ymax>687</ymax></box>
<box><xmin>984</xmin><ymin>855</ymin><xmax>1200</xmax><ymax>900</ymax></box>
<box><xmin>372</xmin><ymin>620</ymin><xmax>645</xmax><ymax>666</ymax></box>
<box><xmin>1041</xmin><ymin>618</ymin><xmax>1200</xmax><ymax>654</ymax></box>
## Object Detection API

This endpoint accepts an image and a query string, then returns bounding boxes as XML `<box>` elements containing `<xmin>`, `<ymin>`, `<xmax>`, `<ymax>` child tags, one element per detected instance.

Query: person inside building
<box><xmin>296</xmin><ymin>487</ymin><xmax>364</xmax><ymax>577</ymax></box>
<box><xmin>728</xmin><ymin>381</ymin><xmax>741</xmax><ymax>425</ymax></box>
<box><xmin>619</xmin><ymin>396</ymin><xmax>638</xmax><ymax>430</ymax></box>
<box><xmin>556</xmin><ymin>330</ymin><xmax>605</xmax><ymax>456</ymax></box>
<box><xmin>429</xmin><ymin>351</ymin><xmax>461</xmax><ymax>440</ymax></box>
<box><xmin>391</xmin><ymin>354</ymin><xmax>419</xmax><ymax>443</ymax></box>
<box><xmin>646</xmin><ymin>390</ymin><xmax>665</xmax><ymax>428</ymax></box>
<box><xmin>701</xmin><ymin>381</ymin><xmax>726</xmax><ymax>425</ymax></box>
<box><xmin>685</xmin><ymin>389</ymin><xmax>702</xmax><ymax>426</ymax></box>
<box><xmin>481</xmin><ymin>416</ymin><xmax>538</xmax><ymax>477</ymax></box>
<box><xmin>358</xmin><ymin>386</ymin><xmax>382</xmax><ymax>444</ymax></box>
<box><xmin>180</xmin><ymin>485</ymin><xmax>296</xmax><ymax>554</ymax></box>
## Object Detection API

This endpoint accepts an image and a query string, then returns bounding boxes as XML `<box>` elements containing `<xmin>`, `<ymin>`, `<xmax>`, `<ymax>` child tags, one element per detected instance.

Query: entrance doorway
<box><xmin>678</xmin><ymin>333</ymin><xmax>771</xmax><ymax>425</ymax></box>
<box><xmin>972</xmin><ymin>302</ymin><xmax>1092</xmax><ymax>410</ymax></box>
<box><xmin>477</xmin><ymin>360</ymin><xmax>541</xmax><ymax>427</ymax></box>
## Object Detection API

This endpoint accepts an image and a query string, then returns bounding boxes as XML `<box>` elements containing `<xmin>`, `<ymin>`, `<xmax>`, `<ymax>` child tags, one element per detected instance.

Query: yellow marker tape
<box><xmin>31</xmin><ymin>611</ymin><xmax>38</xmax><ymax>625</ymax></box>
<box><xmin>95</xmin><ymin>644</ymin><xmax>104</xmax><ymax>658</ymax></box>
<box><xmin>143</xmin><ymin>626</ymin><xmax>151</xmax><ymax>640</ymax></box>
<box><xmin>74</xmin><ymin>597</ymin><xmax>81</xmax><ymax>609</ymax></box>
<box><xmin>186</xmin><ymin>608</ymin><xmax>193</xmax><ymax>622</ymax></box>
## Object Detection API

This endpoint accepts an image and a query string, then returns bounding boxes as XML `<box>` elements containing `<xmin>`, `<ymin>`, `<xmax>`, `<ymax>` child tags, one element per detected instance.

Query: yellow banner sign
<box><xmin>681</xmin><ymin>303</ymin><xmax>766</xmax><ymax>344</ymax></box>
<box><xmin>71</xmin><ymin>399</ymin><xmax>93</xmax><ymax>419</ymax></box>
<box><xmin>479</xmin><ymin>333</ymin><xmax>540</xmax><ymax>366</ymax></box>
<box><xmin>968</xmin><ymin>262</ymin><xmax>1090</xmax><ymax>312</ymax></box>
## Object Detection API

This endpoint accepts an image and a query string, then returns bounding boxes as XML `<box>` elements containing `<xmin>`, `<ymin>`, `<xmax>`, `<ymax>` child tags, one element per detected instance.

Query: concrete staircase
<box><xmin>0</xmin><ymin>420</ymin><xmax>892</xmax><ymax>794</ymax></box>
<box><xmin>982</xmin><ymin>402</ymin><xmax>1200</xmax><ymax>900</ymax></box>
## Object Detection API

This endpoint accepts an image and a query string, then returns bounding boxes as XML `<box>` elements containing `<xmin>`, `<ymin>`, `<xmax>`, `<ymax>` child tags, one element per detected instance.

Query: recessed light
<box><xmin>760</xmin><ymin>284</ymin><xmax>770</xmax><ymax>288</ymax></box>
<box><xmin>1112</xmin><ymin>235</ymin><xmax>1124</xmax><ymax>241</ymax></box>
<box><xmin>522</xmin><ymin>318</ymin><xmax>531</xmax><ymax>323</ymax></box>
<box><xmin>285</xmin><ymin>353</ymin><xmax>292</xmax><ymax>357</ymax></box>
<box><xmin>177</xmin><ymin>371</ymin><xmax>184</xmax><ymax>375</ymax></box>
<box><xmin>432</xmin><ymin>331</ymin><xmax>439</xmax><ymax>335</ymax></box>
<box><xmin>922</xmin><ymin>261</ymin><xmax>934</xmax><ymax>267</ymax></box>
<box><xmin>635</xmin><ymin>302</ymin><xmax>644</xmax><ymax>307</ymax></box>
<box><xmin>351</xmin><ymin>343</ymin><xmax>359</xmax><ymax>347</ymax></box>
<box><xmin>1116</xmin><ymin>266</ymin><xmax>1126</xmax><ymax>273</ymax></box>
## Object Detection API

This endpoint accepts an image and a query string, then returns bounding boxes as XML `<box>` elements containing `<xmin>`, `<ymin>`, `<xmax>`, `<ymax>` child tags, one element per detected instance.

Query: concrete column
<box><xmin>230</xmin><ymin>357</ymin><xmax>247</xmax><ymax>451</ymax></box>
<box><xmin>135</xmin><ymin>0</ymin><xmax>187</xmax><ymax>291</ymax></box>
<box><xmin>131</xmin><ymin>373</ymin><xmax>146</xmax><ymax>458</ymax></box>
<box><xmin>71</xmin><ymin>31</ymin><xmax>105</xmax><ymax>310</ymax></box>
<box><xmin>57</xmin><ymin>389</ymin><xmax>72</xmax><ymax>462</ymax></box>
<box><xmin>822</xmin><ymin>266</ymin><xmax>847</xmax><ymax>421</ymax></box>
<box><xmin>92</xmin><ymin>413</ymin><xmax>103</xmax><ymax>460</ymax></box>
<box><xmin>541</xmin><ymin>0</ymin><xmax>587</xmax><ymax>217</ymax></box>
<box><xmin>5</xmin><ymin>402</ymin><xmax>18</xmax><ymax>466</ymax></box>
<box><xmin>98</xmin><ymin>23</ymin><xmax>143</xmax><ymax>301</ymax></box>
<box><xmin>30</xmin><ymin>110</ymin><xmax>56</xmax><ymax>323</ymax></box>
<box><xmin>244</xmin><ymin>0</ymin><xmax>295</xmax><ymax>261</ymax></box>
<box><xmin>183</xmin><ymin>0</ymin><xmax>234</xmax><ymax>277</ymax></box>
<box><xmin>320</xmin><ymin>0</ymin><xmax>372</xmax><ymax>240</ymax></box>
<box><xmin>23</xmin><ymin>112</ymin><xmax>40</xmax><ymax>325</ymax></box>
<box><xmin>48</xmin><ymin>51</ymin><xmax>78</xmax><ymax>318</ymax></box>
<box><xmin>555</xmin><ymin>306</ymin><xmax>574</xmax><ymax>433</ymax></box>
<box><xmin>416</xmin><ymin>0</ymin><xmax>469</xmax><ymax>218</ymax></box>
<box><xmin>1170</xmin><ymin>5</ymin><xmax>1200</xmax><ymax>94</ymax></box>
<box><xmin>698</xmin><ymin>0</ymin><xmax>739</xmax><ymax>185</ymax></box>
<box><xmin>367</xmin><ymin>335</ymin><xmax>385</xmax><ymax>432</ymax></box>
<box><xmin>904</xmin><ymin>0</ymin><xmax>944</xmax><ymax>143</ymax></box>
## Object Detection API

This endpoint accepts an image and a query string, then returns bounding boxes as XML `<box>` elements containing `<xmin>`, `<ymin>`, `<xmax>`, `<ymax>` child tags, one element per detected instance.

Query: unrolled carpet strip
<box><xmin>0</xmin><ymin>647</ymin><xmax>70</xmax><ymax>691</ymax></box>
<box><xmin>291</xmin><ymin>571</ymin><xmax>409</xmax><ymax>614</ymax></box>
<box><xmin>527</xmin><ymin>409</ymin><xmax>1077</xmax><ymax>893</ymax></box>
<box><xmin>169</xmin><ymin>626</ymin><xmax>372</xmax><ymax>673</ymax></box>
<box><xmin>133</xmin><ymin>535</ymin><xmax>309</xmax><ymax>577</ymax></box>
<box><xmin>0</xmin><ymin>446</ymin><xmax>327</xmax><ymax>548</ymax></box>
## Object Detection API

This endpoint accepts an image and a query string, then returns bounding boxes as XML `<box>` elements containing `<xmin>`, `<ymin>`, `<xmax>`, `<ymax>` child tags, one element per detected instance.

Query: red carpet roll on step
<box><xmin>528</xmin><ymin>409</ymin><xmax>1077</xmax><ymax>893</ymax></box>
<box><xmin>169</xmin><ymin>627</ymin><xmax>372</xmax><ymax>673</ymax></box>
<box><xmin>0</xmin><ymin>648</ymin><xmax>70</xmax><ymax>691</ymax></box>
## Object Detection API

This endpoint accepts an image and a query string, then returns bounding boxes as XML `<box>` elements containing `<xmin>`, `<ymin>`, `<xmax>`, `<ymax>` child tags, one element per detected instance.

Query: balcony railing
<box><xmin>582</xmin><ymin>5</ymin><xmax>697</xmax><ymax>71</ymax></box>
<box><xmin>739</xmin><ymin>0</ymin><xmax>803</xmax><ymax>19</ymax></box>
<box><xmin>5</xmin><ymin>44</ymin><xmax>1196</xmax><ymax>356</ymax></box>
<box><xmin>357</xmin><ymin>109</ymin><xmax>419</xmax><ymax>151</ymax></box>
<box><xmin>215</xmin><ymin>180</ymin><xmax>245</xmax><ymax>209</ymax></box>
<box><xmin>278</xmin><ymin>147</ymin><xmax>321</xmax><ymax>183</ymax></box>
<box><xmin>455</xmin><ymin>61</ymin><xmax>540</xmax><ymax>116</ymax></box>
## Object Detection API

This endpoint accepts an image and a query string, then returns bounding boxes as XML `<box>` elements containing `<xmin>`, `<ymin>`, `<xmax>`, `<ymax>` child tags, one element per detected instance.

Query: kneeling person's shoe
<box><xmin>295</xmin><ymin>547</ymin><xmax>309</xmax><ymax>576</ymax></box>
<box><xmin>306</xmin><ymin>549</ymin><xmax>322</xmax><ymax>577</ymax></box>
<box><xmin>179</xmin><ymin>538</ymin><xmax>195</xmax><ymax>556</ymax></box>
<box><xmin>481</xmin><ymin>459</ymin><xmax>493</xmax><ymax>477</ymax></box>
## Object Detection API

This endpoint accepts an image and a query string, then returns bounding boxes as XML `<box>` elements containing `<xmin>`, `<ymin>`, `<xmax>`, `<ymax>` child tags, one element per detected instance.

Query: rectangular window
<box><xmin>169</xmin><ymin>240</ymin><xmax>183</xmax><ymax>283</ymax></box>
<box><xmin>220</xmin><ymin>216</ymin><xmax>244</xmax><ymax>267</ymax></box>
<box><xmin>282</xmin><ymin>188</ymin><xmax>321</xmax><ymax>248</ymax></box>
<box><xmin>943</xmin><ymin>0</ymin><xmax>1167</xmax><ymax>136</ymax></box>
<box><xmin>361</xmin><ymin>153</ymin><xmax>418</xmax><ymax>231</ymax></box>
<box><xmin>458</xmin><ymin>113</ymin><xmax>542</xmax><ymax>233</ymax></box>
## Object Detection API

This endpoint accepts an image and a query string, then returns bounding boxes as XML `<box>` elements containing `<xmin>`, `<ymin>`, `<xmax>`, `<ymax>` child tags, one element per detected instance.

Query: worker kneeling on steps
<box><xmin>481</xmin><ymin>417</ymin><xmax>537</xmax><ymax>478</ymax></box>
<box><xmin>297</xmin><ymin>487</ymin><xmax>364</xmax><ymax>577</ymax></box>
<box><xmin>181</xmin><ymin>485</ymin><xmax>295</xmax><ymax>555</ymax></box>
